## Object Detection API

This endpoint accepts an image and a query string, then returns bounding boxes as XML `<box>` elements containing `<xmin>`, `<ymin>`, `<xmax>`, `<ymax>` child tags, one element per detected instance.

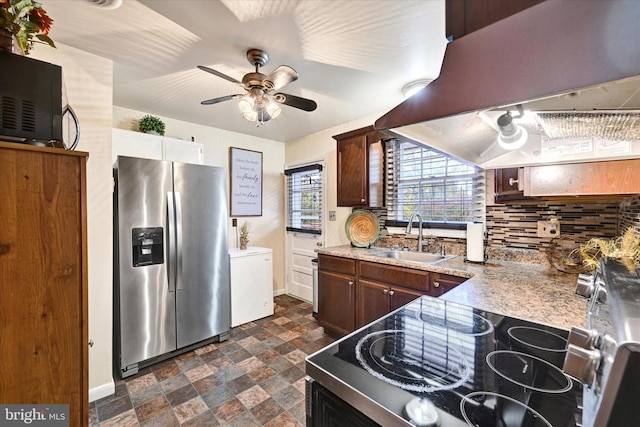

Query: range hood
<box><xmin>375</xmin><ymin>0</ymin><xmax>640</xmax><ymax>169</ymax></box>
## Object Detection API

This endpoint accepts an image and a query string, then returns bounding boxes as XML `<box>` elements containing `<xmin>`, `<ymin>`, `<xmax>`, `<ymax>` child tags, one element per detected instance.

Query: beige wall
<box><xmin>32</xmin><ymin>44</ymin><xmax>115</xmax><ymax>399</ymax></box>
<box><xmin>285</xmin><ymin>113</ymin><xmax>385</xmax><ymax>247</ymax></box>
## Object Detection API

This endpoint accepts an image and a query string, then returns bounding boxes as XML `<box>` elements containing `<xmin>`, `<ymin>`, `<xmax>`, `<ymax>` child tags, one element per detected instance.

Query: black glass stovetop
<box><xmin>306</xmin><ymin>296</ymin><xmax>583</xmax><ymax>427</ymax></box>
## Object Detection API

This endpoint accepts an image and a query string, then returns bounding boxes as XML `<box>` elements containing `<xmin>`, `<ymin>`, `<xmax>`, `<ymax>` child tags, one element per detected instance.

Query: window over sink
<box><xmin>385</xmin><ymin>138</ymin><xmax>485</xmax><ymax>228</ymax></box>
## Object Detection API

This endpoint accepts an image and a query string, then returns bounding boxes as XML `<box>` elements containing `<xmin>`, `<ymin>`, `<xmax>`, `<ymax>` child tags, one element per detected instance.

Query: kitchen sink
<box><xmin>368</xmin><ymin>250</ymin><xmax>454</xmax><ymax>264</ymax></box>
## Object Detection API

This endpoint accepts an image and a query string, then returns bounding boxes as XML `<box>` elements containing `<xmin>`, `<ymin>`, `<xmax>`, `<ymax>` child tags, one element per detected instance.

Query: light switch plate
<box><xmin>537</xmin><ymin>220</ymin><xmax>560</xmax><ymax>238</ymax></box>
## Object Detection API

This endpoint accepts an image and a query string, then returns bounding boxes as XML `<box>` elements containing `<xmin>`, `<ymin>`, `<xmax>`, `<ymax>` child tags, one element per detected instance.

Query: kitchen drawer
<box><xmin>359</xmin><ymin>261</ymin><xmax>429</xmax><ymax>291</ymax></box>
<box><xmin>318</xmin><ymin>254</ymin><xmax>357</xmax><ymax>276</ymax></box>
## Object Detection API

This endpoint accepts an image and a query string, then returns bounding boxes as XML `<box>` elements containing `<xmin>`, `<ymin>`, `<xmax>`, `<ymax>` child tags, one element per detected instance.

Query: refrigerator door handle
<box><xmin>175</xmin><ymin>192</ymin><xmax>184</xmax><ymax>291</ymax></box>
<box><xmin>167</xmin><ymin>191</ymin><xmax>176</xmax><ymax>293</ymax></box>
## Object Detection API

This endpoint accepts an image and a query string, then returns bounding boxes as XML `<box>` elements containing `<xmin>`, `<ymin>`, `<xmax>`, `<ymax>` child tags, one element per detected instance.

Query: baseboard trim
<box><xmin>89</xmin><ymin>380</ymin><xmax>115</xmax><ymax>403</ymax></box>
<box><xmin>273</xmin><ymin>288</ymin><xmax>286</xmax><ymax>297</ymax></box>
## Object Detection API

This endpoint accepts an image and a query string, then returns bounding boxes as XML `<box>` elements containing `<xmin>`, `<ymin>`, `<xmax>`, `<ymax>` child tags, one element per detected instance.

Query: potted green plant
<box><xmin>138</xmin><ymin>115</ymin><xmax>165</xmax><ymax>136</ymax></box>
<box><xmin>0</xmin><ymin>0</ymin><xmax>55</xmax><ymax>55</ymax></box>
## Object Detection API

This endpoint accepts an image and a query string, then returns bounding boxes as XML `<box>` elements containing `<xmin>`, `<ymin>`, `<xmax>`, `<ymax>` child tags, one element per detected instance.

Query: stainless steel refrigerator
<box><xmin>113</xmin><ymin>156</ymin><xmax>230</xmax><ymax>378</ymax></box>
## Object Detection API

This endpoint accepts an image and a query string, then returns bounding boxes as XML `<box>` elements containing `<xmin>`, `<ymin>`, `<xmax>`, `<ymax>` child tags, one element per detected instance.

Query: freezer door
<box><xmin>173</xmin><ymin>162</ymin><xmax>230</xmax><ymax>348</ymax></box>
<box><xmin>115</xmin><ymin>156</ymin><xmax>177</xmax><ymax>369</ymax></box>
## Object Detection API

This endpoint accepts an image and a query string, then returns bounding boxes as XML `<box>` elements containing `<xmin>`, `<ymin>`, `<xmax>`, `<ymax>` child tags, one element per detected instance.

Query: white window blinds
<box><xmin>285</xmin><ymin>164</ymin><xmax>323</xmax><ymax>234</ymax></box>
<box><xmin>386</xmin><ymin>138</ymin><xmax>485</xmax><ymax>224</ymax></box>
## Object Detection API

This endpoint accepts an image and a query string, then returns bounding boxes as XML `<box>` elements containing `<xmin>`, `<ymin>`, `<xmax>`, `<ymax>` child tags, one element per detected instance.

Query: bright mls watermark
<box><xmin>0</xmin><ymin>405</ymin><xmax>69</xmax><ymax>426</ymax></box>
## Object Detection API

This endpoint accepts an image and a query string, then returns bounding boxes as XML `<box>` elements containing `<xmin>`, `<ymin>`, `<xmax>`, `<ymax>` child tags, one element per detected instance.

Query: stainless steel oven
<box><xmin>563</xmin><ymin>258</ymin><xmax>640</xmax><ymax>427</ymax></box>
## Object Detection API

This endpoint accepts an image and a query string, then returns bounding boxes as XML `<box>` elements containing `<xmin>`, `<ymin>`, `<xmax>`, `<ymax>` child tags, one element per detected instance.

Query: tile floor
<box><xmin>90</xmin><ymin>295</ymin><xmax>335</xmax><ymax>426</ymax></box>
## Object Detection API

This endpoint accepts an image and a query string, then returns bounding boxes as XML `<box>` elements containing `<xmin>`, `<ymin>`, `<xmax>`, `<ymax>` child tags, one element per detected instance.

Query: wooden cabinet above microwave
<box><xmin>334</xmin><ymin>126</ymin><xmax>387</xmax><ymax>207</ymax></box>
<box><xmin>523</xmin><ymin>159</ymin><xmax>640</xmax><ymax>197</ymax></box>
<box><xmin>496</xmin><ymin>160</ymin><xmax>640</xmax><ymax>202</ymax></box>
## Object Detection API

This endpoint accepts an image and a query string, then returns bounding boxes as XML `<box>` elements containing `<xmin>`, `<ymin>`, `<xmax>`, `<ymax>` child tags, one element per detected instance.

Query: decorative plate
<box><xmin>345</xmin><ymin>210</ymin><xmax>380</xmax><ymax>247</ymax></box>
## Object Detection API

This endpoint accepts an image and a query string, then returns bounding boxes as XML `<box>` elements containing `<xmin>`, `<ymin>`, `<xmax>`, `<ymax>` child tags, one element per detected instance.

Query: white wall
<box><xmin>31</xmin><ymin>44</ymin><xmax>115</xmax><ymax>399</ymax></box>
<box><xmin>285</xmin><ymin>113</ymin><xmax>385</xmax><ymax>247</ymax></box>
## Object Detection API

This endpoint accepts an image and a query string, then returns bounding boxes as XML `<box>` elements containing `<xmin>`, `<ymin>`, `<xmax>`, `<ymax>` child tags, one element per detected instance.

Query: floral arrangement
<box><xmin>0</xmin><ymin>0</ymin><xmax>55</xmax><ymax>55</ymax></box>
<box><xmin>138</xmin><ymin>115</ymin><xmax>166</xmax><ymax>136</ymax></box>
<box><xmin>239</xmin><ymin>222</ymin><xmax>249</xmax><ymax>250</ymax></box>
<box><xmin>568</xmin><ymin>227</ymin><xmax>640</xmax><ymax>273</ymax></box>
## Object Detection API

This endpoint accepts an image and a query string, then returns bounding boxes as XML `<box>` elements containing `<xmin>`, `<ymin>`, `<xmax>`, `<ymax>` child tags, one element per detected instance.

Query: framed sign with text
<box><xmin>229</xmin><ymin>147</ymin><xmax>263</xmax><ymax>216</ymax></box>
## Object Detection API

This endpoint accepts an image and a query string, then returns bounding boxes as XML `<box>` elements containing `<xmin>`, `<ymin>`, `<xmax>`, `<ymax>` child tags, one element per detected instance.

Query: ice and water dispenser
<box><xmin>132</xmin><ymin>227</ymin><xmax>164</xmax><ymax>267</ymax></box>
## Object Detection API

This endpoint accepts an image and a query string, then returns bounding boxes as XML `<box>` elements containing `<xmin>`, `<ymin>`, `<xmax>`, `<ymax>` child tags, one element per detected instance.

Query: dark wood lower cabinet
<box><xmin>317</xmin><ymin>270</ymin><xmax>356</xmax><ymax>336</ymax></box>
<box><xmin>358</xmin><ymin>280</ymin><xmax>392</xmax><ymax>327</ymax></box>
<box><xmin>390</xmin><ymin>286</ymin><xmax>425</xmax><ymax>311</ymax></box>
<box><xmin>307</xmin><ymin>380</ymin><xmax>380</xmax><ymax>427</ymax></box>
<box><xmin>317</xmin><ymin>254</ymin><xmax>468</xmax><ymax>336</ymax></box>
<box><xmin>357</xmin><ymin>279</ymin><xmax>425</xmax><ymax>328</ymax></box>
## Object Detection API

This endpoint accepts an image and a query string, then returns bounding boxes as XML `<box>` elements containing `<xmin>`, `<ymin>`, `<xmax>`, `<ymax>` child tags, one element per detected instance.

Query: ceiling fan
<box><xmin>198</xmin><ymin>48</ymin><xmax>317</xmax><ymax>125</ymax></box>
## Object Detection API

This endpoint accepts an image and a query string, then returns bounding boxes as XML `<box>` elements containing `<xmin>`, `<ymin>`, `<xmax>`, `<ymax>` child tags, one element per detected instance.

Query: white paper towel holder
<box><xmin>464</xmin><ymin>254</ymin><xmax>488</xmax><ymax>264</ymax></box>
<box><xmin>465</xmin><ymin>222</ymin><xmax>488</xmax><ymax>264</ymax></box>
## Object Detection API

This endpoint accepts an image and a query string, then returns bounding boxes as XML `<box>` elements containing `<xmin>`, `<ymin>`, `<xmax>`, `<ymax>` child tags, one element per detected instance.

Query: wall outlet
<box><xmin>537</xmin><ymin>220</ymin><xmax>560</xmax><ymax>238</ymax></box>
<box><xmin>232</xmin><ymin>218</ymin><xmax>237</xmax><ymax>227</ymax></box>
<box><xmin>329</xmin><ymin>211</ymin><xmax>336</xmax><ymax>221</ymax></box>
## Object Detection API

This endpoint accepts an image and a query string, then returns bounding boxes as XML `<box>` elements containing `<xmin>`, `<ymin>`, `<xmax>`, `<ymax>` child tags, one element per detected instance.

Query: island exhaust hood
<box><xmin>375</xmin><ymin>0</ymin><xmax>640</xmax><ymax>168</ymax></box>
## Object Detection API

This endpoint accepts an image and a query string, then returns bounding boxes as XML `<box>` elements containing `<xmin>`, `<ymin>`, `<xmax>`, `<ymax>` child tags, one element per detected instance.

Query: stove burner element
<box><xmin>486</xmin><ymin>350</ymin><xmax>573</xmax><ymax>393</ymax></box>
<box><xmin>508</xmin><ymin>326</ymin><xmax>569</xmax><ymax>367</ymax></box>
<box><xmin>508</xmin><ymin>326</ymin><xmax>568</xmax><ymax>352</ymax></box>
<box><xmin>460</xmin><ymin>391</ymin><xmax>553</xmax><ymax>427</ymax></box>
<box><xmin>355</xmin><ymin>329</ymin><xmax>470</xmax><ymax>392</ymax></box>
<box><xmin>404</xmin><ymin>397</ymin><xmax>441</xmax><ymax>426</ymax></box>
<box><xmin>415</xmin><ymin>300</ymin><xmax>494</xmax><ymax>337</ymax></box>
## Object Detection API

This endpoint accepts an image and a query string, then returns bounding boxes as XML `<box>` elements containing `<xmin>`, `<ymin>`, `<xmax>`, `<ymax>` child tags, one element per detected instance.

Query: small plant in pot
<box><xmin>138</xmin><ymin>115</ymin><xmax>165</xmax><ymax>136</ymax></box>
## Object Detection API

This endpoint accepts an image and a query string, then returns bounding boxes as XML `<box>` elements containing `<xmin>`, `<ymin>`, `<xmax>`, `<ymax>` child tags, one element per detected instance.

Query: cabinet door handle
<box><xmin>388</xmin><ymin>290</ymin><xmax>395</xmax><ymax>296</ymax></box>
<box><xmin>508</xmin><ymin>177</ymin><xmax>519</xmax><ymax>187</ymax></box>
<box><xmin>348</xmin><ymin>281</ymin><xmax>354</xmax><ymax>286</ymax></box>
<box><xmin>433</xmin><ymin>281</ymin><xmax>440</xmax><ymax>288</ymax></box>
<box><xmin>361</xmin><ymin>198</ymin><xmax>366</xmax><ymax>203</ymax></box>
<box><xmin>383</xmin><ymin>289</ymin><xmax>388</xmax><ymax>294</ymax></box>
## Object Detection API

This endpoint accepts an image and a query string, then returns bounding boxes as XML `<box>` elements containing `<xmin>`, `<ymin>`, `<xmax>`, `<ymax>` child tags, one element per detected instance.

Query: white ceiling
<box><xmin>43</xmin><ymin>0</ymin><xmax>448</xmax><ymax>142</ymax></box>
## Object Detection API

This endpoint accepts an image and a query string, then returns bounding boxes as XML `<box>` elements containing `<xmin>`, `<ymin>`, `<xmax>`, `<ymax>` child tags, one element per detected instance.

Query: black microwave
<box><xmin>0</xmin><ymin>52</ymin><xmax>62</xmax><ymax>144</ymax></box>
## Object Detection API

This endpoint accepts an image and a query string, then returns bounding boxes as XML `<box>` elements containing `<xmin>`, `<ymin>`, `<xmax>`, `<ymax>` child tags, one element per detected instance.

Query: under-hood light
<box><xmin>497</xmin><ymin>106</ymin><xmax>528</xmax><ymax>150</ymax></box>
<box><xmin>498</xmin><ymin>126</ymin><xmax>528</xmax><ymax>150</ymax></box>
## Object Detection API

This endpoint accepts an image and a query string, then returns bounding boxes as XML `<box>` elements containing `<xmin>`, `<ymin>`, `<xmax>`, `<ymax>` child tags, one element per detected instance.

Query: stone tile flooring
<box><xmin>91</xmin><ymin>295</ymin><xmax>334</xmax><ymax>426</ymax></box>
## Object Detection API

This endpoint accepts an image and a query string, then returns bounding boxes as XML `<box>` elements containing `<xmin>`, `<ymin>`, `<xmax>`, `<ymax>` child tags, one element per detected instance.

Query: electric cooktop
<box><xmin>306</xmin><ymin>296</ymin><xmax>583</xmax><ymax>427</ymax></box>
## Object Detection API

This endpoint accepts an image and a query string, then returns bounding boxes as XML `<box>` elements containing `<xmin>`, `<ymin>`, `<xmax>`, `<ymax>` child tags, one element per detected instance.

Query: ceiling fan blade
<box><xmin>264</xmin><ymin>66</ymin><xmax>298</xmax><ymax>91</ymax></box>
<box><xmin>197</xmin><ymin>65</ymin><xmax>243</xmax><ymax>85</ymax></box>
<box><xmin>274</xmin><ymin>93</ymin><xmax>317</xmax><ymax>112</ymax></box>
<box><xmin>200</xmin><ymin>94</ymin><xmax>242</xmax><ymax>105</ymax></box>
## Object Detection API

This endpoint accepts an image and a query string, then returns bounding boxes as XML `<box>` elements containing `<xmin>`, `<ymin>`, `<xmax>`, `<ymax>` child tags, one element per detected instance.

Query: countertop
<box><xmin>316</xmin><ymin>245</ymin><xmax>586</xmax><ymax>330</ymax></box>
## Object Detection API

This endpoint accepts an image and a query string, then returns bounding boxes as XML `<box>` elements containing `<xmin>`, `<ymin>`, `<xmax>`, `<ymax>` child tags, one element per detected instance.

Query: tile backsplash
<box><xmin>486</xmin><ymin>202</ymin><xmax>618</xmax><ymax>250</ymax></box>
<box><xmin>618</xmin><ymin>195</ymin><xmax>640</xmax><ymax>235</ymax></box>
<box><xmin>365</xmin><ymin>195</ymin><xmax>640</xmax><ymax>266</ymax></box>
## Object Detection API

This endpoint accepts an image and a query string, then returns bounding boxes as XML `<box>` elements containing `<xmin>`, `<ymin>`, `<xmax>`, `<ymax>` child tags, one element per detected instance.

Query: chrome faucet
<box><xmin>406</xmin><ymin>212</ymin><xmax>424</xmax><ymax>253</ymax></box>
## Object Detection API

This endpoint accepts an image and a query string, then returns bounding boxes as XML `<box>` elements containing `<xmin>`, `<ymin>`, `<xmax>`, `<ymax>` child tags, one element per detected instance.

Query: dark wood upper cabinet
<box><xmin>494</xmin><ymin>167</ymin><xmax>530</xmax><ymax>202</ymax></box>
<box><xmin>446</xmin><ymin>0</ymin><xmax>545</xmax><ymax>40</ymax></box>
<box><xmin>334</xmin><ymin>126</ymin><xmax>386</xmax><ymax>208</ymax></box>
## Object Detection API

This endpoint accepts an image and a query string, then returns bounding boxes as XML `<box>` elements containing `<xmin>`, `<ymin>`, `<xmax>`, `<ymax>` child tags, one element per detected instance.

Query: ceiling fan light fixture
<box><xmin>402</xmin><ymin>79</ymin><xmax>434</xmax><ymax>99</ymax></box>
<box><xmin>238</xmin><ymin>96</ymin><xmax>255</xmax><ymax>114</ymax></box>
<box><xmin>243</xmin><ymin>110</ymin><xmax>258</xmax><ymax>122</ymax></box>
<box><xmin>266</xmin><ymin>97</ymin><xmax>281</xmax><ymax>119</ymax></box>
